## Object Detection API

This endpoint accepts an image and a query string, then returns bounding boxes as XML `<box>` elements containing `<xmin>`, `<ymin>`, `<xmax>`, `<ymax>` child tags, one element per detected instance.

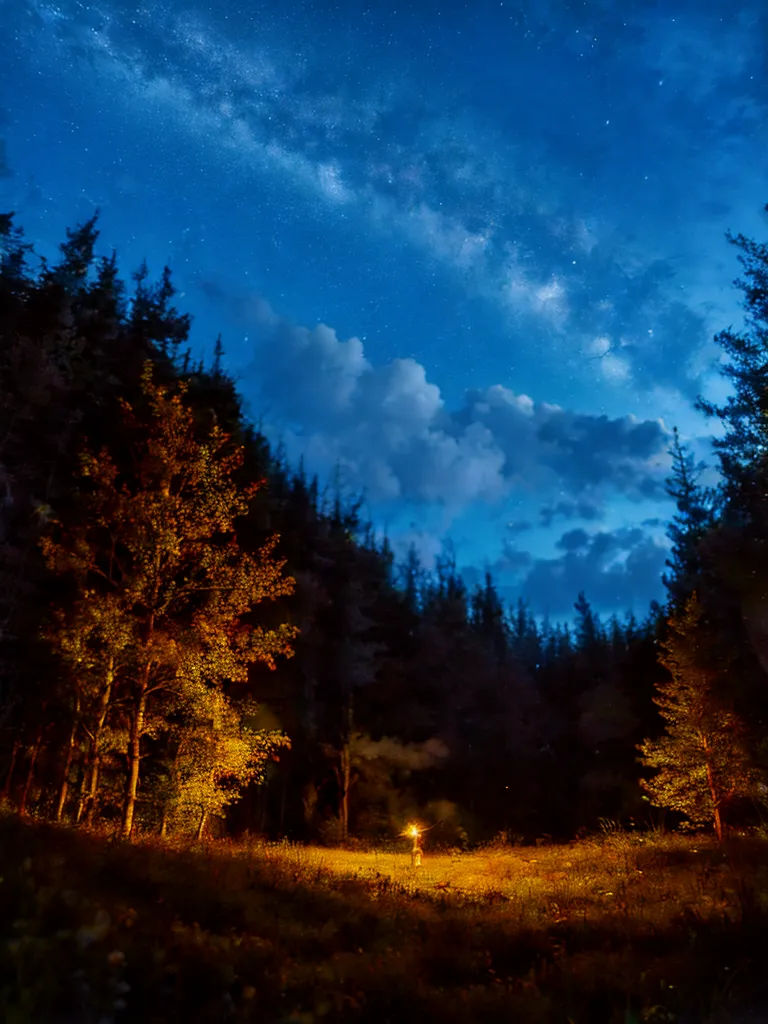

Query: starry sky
<box><xmin>2</xmin><ymin>0</ymin><xmax>766</xmax><ymax>620</ymax></box>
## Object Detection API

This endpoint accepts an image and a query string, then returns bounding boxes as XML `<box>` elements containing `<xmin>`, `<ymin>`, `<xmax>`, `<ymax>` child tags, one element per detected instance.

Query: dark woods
<box><xmin>2</xmin><ymin>209</ymin><xmax>768</xmax><ymax>846</ymax></box>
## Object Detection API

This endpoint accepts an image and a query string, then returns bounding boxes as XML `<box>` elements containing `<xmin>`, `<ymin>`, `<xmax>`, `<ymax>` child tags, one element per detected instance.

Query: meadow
<box><xmin>1</xmin><ymin>812</ymin><xmax>767</xmax><ymax>1023</ymax></box>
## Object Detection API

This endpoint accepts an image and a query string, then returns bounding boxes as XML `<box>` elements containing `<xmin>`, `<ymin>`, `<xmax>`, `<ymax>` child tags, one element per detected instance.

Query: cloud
<box><xmin>218</xmin><ymin>288</ymin><xmax>670</xmax><ymax>510</ymax></box>
<box><xmin>539</xmin><ymin>499</ymin><xmax>603</xmax><ymax>526</ymax></box>
<box><xmin>641</xmin><ymin>517</ymin><xmax>664</xmax><ymax>529</ymax></box>
<box><xmin>519</xmin><ymin>526</ymin><xmax>668</xmax><ymax>617</ymax></box>
<box><xmin>557</xmin><ymin>528</ymin><xmax>591</xmax><ymax>552</ymax></box>
<box><xmin>506</xmin><ymin>518</ymin><xmax>534</xmax><ymax>535</ymax></box>
<box><xmin>452</xmin><ymin>384</ymin><xmax>668</xmax><ymax>500</ymax></box>
<box><xmin>496</xmin><ymin>542</ymin><xmax>534</xmax><ymax>575</ymax></box>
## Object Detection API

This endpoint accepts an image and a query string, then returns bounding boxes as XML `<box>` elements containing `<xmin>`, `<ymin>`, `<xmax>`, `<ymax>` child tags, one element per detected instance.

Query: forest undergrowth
<box><xmin>2</xmin><ymin>811</ymin><xmax>767</xmax><ymax>1023</ymax></box>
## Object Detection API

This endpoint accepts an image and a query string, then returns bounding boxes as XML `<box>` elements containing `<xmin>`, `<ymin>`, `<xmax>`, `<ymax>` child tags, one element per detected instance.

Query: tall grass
<box><xmin>1</xmin><ymin>812</ymin><xmax>767</xmax><ymax>1022</ymax></box>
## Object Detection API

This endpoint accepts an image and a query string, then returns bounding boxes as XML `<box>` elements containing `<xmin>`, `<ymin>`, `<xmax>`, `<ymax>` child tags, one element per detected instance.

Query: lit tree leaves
<box><xmin>637</xmin><ymin>595</ymin><xmax>761</xmax><ymax>840</ymax></box>
<box><xmin>41</xmin><ymin>363</ymin><xmax>298</xmax><ymax>836</ymax></box>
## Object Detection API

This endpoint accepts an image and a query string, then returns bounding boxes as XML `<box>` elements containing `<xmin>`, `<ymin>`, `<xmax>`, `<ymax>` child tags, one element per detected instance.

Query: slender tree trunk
<box><xmin>160</xmin><ymin>740</ymin><xmax>182</xmax><ymax>838</ymax></box>
<box><xmin>19</xmin><ymin>723</ymin><xmax>45</xmax><ymax>817</ymax></box>
<box><xmin>713</xmin><ymin>802</ymin><xmax>723</xmax><ymax>843</ymax></box>
<box><xmin>338</xmin><ymin>742</ymin><xmax>350</xmax><ymax>843</ymax></box>
<box><xmin>56</xmin><ymin>702</ymin><xmax>81</xmax><ymax>822</ymax></box>
<box><xmin>83</xmin><ymin>759</ymin><xmax>102</xmax><ymax>827</ymax></box>
<box><xmin>77</xmin><ymin>659</ymin><xmax>115</xmax><ymax>825</ymax></box>
<box><xmin>704</xmin><ymin>738</ymin><xmax>724</xmax><ymax>843</ymax></box>
<box><xmin>122</xmin><ymin>680</ymin><xmax>149</xmax><ymax>839</ymax></box>
<box><xmin>123</xmin><ymin>604</ymin><xmax>156</xmax><ymax>840</ymax></box>
<box><xmin>1</xmin><ymin>739</ymin><xmax>20</xmax><ymax>802</ymax></box>
<box><xmin>160</xmin><ymin>801</ymin><xmax>170</xmax><ymax>838</ymax></box>
<box><xmin>196</xmin><ymin>806</ymin><xmax>208</xmax><ymax>840</ymax></box>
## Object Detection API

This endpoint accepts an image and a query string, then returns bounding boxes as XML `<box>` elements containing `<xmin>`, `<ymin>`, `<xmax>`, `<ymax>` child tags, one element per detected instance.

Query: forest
<box><xmin>3</xmin><ymin>208</ymin><xmax>768</xmax><ymax>1021</ymax></box>
<box><xmin>2</xmin><ymin>207</ymin><xmax>768</xmax><ymax>846</ymax></box>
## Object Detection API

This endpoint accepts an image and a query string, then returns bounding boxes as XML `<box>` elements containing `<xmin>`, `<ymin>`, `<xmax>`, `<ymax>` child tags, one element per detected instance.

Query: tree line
<box><xmin>1</xmin><ymin>207</ymin><xmax>768</xmax><ymax>844</ymax></box>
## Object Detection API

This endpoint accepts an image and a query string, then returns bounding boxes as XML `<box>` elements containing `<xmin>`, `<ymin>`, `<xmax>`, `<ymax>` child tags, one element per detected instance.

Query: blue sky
<box><xmin>2</xmin><ymin>0</ymin><xmax>766</xmax><ymax>619</ymax></box>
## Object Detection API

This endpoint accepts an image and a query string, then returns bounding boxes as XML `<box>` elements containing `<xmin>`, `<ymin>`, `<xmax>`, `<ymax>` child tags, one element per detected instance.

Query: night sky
<box><xmin>2</xmin><ymin>0</ymin><xmax>766</xmax><ymax>619</ymax></box>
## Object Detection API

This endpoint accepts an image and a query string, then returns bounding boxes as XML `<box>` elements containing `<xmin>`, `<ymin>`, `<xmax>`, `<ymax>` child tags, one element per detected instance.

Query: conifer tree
<box><xmin>696</xmin><ymin>215</ymin><xmax>768</xmax><ymax>496</ymax></box>
<box><xmin>637</xmin><ymin>594</ymin><xmax>759</xmax><ymax>841</ymax></box>
<box><xmin>573</xmin><ymin>591</ymin><xmax>601</xmax><ymax>652</ymax></box>
<box><xmin>662</xmin><ymin>427</ymin><xmax>716</xmax><ymax>607</ymax></box>
<box><xmin>470</xmin><ymin>572</ymin><xmax>509</xmax><ymax>666</ymax></box>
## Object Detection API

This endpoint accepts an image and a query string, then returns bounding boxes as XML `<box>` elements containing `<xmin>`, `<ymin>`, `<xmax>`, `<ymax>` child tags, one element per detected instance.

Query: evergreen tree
<box><xmin>637</xmin><ymin>595</ymin><xmax>759</xmax><ymax>841</ymax></box>
<box><xmin>662</xmin><ymin>427</ymin><xmax>716</xmax><ymax>607</ymax></box>
<box><xmin>470</xmin><ymin>572</ymin><xmax>509</xmax><ymax>666</ymax></box>
<box><xmin>696</xmin><ymin>214</ymin><xmax>768</xmax><ymax>495</ymax></box>
<box><xmin>573</xmin><ymin>591</ymin><xmax>601</xmax><ymax>652</ymax></box>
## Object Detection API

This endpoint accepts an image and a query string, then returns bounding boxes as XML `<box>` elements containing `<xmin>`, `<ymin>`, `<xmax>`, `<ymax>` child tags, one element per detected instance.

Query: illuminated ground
<box><xmin>1</xmin><ymin>814</ymin><xmax>767</xmax><ymax>1022</ymax></box>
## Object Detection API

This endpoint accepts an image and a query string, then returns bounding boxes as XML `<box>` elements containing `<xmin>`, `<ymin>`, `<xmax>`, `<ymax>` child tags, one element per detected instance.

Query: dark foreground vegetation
<box><xmin>2</xmin><ymin>813</ymin><xmax>768</xmax><ymax>1023</ymax></box>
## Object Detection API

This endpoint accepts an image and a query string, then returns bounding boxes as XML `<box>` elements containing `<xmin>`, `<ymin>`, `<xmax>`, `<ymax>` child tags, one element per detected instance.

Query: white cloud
<box><xmin>227</xmin><ymin>292</ymin><xmax>670</xmax><ymax>510</ymax></box>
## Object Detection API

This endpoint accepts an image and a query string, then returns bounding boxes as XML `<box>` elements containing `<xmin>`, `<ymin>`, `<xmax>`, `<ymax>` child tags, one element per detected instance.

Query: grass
<box><xmin>1</xmin><ymin>814</ymin><xmax>768</xmax><ymax>1023</ymax></box>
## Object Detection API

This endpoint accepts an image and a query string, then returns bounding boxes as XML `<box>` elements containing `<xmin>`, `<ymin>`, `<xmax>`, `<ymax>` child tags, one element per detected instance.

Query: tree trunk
<box><xmin>122</xmin><ymin>682</ymin><xmax>148</xmax><ymax>839</ymax></box>
<box><xmin>83</xmin><ymin>759</ymin><xmax>102</xmax><ymax>827</ymax></box>
<box><xmin>19</xmin><ymin>723</ymin><xmax>45</xmax><ymax>817</ymax></box>
<box><xmin>56</xmin><ymin>705</ymin><xmax>81</xmax><ymax>822</ymax></box>
<box><xmin>196</xmin><ymin>806</ymin><xmax>209</xmax><ymax>840</ymax></box>
<box><xmin>336</xmin><ymin>696</ymin><xmax>353</xmax><ymax>844</ymax></box>
<box><xmin>713</xmin><ymin>802</ymin><xmax>723</xmax><ymax>843</ymax></box>
<box><xmin>1</xmin><ymin>739</ymin><xmax>20</xmax><ymax>802</ymax></box>
<box><xmin>704</xmin><ymin>736</ymin><xmax>724</xmax><ymax>843</ymax></box>
<box><xmin>338</xmin><ymin>742</ymin><xmax>350</xmax><ymax>843</ymax></box>
<box><xmin>77</xmin><ymin>659</ymin><xmax>115</xmax><ymax>825</ymax></box>
<box><xmin>160</xmin><ymin>740</ymin><xmax>182</xmax><ymax>838</ymax></box>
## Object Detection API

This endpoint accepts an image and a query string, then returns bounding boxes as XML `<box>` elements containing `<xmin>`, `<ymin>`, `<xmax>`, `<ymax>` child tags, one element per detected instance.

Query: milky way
<box><xmin>2</xmin><ymin>0</ymin><xmax>765</xmax><ymax>617</ymax></box>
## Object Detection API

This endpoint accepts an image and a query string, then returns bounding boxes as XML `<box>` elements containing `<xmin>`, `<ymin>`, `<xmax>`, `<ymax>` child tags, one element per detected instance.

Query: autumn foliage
<box><xmin>40</xmin><ymin>364</ymin><xmax>297</xmax><ymax>837</ymax></box>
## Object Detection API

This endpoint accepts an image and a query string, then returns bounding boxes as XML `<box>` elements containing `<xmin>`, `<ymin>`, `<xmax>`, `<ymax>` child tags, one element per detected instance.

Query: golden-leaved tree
<box><xmin>637</xmin><ymin>594</ymin><xmax>759</xmax><ymax>841</ymax></box>
<box><xmin>42</xmin><ymin>363</ymin><xmax>297</xmax><ymax>837</ymax></box>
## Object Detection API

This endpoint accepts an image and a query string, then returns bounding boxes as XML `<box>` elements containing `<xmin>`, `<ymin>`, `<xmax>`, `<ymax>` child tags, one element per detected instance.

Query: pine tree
<box><xmin>637</xmin><ymin>594</ymin><xmax>758</xmax><ymax>841</ymax></box>
<box><xmin>470</xmin><ymin>573</ymin><xmax>509</xmax><ymax>666</ymax></box>
<box><xmin>42</xmin><ymin>363</ymin><xmax>298</xmax><ymax>836</ymax></box>
<box><xmin>696</xmin><ymin>215</ymin><xmax>768</xmax><ymax>496</ymax></box>
<box><xmin>662</xmin><ymin>427</ymin><xmax>716</xmax><ymax>607</ymax></box>
<box><xmin>129</xmin><ymin>261</ymin><xmax>191</xmax><ymax>364</ymax></box>
<box><xmin>573</xmin><ymin>591</ymin><xmax>601</xmax><ymax>652</ymax></box>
